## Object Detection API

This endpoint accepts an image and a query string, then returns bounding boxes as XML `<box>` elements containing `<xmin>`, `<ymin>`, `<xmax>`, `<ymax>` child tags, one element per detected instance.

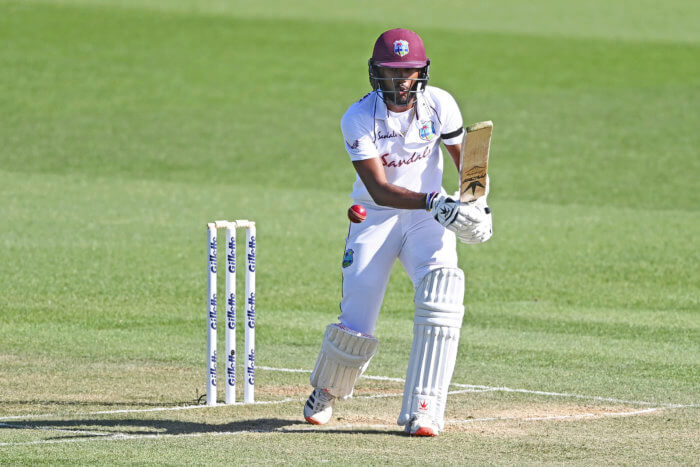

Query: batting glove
<box><xmin>454</xmin><ymin>194</ymin><xmax>493</xmax><ymax>244</ymax></box>
<box><xmin>427</xmin><ymin>192</ymin><xmax>485</xmax><ymax>233</ymax></box>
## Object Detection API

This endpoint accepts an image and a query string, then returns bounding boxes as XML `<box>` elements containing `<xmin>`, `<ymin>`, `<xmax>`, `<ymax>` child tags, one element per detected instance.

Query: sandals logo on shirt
<box><xmin>342</xmin><ymin>249</ymin><xmax>354</xmax><ymax>268</ymax></box>
<box><xmin>418</xmin><ymin>120</ymin><xmax>436</xmax><ymax>141</ymax></box>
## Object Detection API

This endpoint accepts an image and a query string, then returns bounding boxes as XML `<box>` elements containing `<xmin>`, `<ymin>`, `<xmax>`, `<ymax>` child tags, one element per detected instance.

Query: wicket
<box><xmin>206</xmin><ymin>220</ymin><xmax>256</xmax><ymax>406</ymax></box>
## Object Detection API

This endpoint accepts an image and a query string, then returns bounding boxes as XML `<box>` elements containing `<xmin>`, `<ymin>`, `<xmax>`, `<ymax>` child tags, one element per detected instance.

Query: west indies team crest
<box><xmin>418</xmin><ymin>120</ymin><xmax>436</xmax><ymax>141</ymax></box>
<box><xmin>393</xmin><ymin>40</ymin><xmax>409</xmax><ymax>57</ymax></box>
<box><xmin>342</xmin><ymin>249</ymin><xmax>354</xmax><ymax>268</ymax></box>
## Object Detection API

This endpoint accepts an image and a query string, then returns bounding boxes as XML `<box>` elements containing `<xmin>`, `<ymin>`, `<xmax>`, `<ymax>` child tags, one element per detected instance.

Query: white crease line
<box><xmin>447</xmin><ymin>384</ymin><xmax>674</xmax><ymax>407</ymax></box>
<box><xmin>0</xmin><ymin>398</ymin><xmax>299</xmax><ymax>422</ymax></box>
<box><xmin>447</xmin><ymin>388</ymin><xmax>501</xmax><ymax>396</ymax></box>
<box><xmin>0</xmin><ymin>404</ymin><xmax>207</xmax><ymax>421</ymax></box>
<box><xmin>448</xmin><ymin>406</ymin><xmax>664</xmax><ymax>425</ymax></box>
<box><xmin>354</xmin><ymin>393</ymin><xmax>403</xmax><ymax>400</ymax></box>
<box><xmin>357</xmin><ymin>374</ymin><xmax>404</xmax><ymax>383</ymax></box>
<box><xmin>282</xmin><ymin>423</ymin><xmax>394</xmax><ymax>432</ymax></box>
<box><xmin>338</xmin><ymin>388</ymin><xmax>493</xmax><ymax>401</ymax></box>
<box><xmin>256</xmin><ymin>366</ymin><xmax>309</xmax><ymax>373</ymax></box>
<box><xmin>251</xmin><ymin>397</ymin><xmax>299</xmax><ymax>405</ymax></box>
<box><xmin>258</xmin><ymin>365</ymin><xmax>681</xmax><ymax>407</ymax></box>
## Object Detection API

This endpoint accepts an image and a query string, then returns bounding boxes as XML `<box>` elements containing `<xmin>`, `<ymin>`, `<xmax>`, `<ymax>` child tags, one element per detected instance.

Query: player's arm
<box><xmin>436</xmin><ymin>87</ymin><xmax>464</xmax><ymax>172</ymax></box>
<box><xmin>444</xmin><ymin>143</ymin><xmax>461</xmax><ymax>170</ymax></box>
<box><xmin>352</xmin><ymin>158</ymin><xmax>427</xmax><ymax>209</ymax></box>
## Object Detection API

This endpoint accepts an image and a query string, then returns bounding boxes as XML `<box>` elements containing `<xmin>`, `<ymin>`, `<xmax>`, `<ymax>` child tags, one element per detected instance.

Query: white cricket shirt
<box><xmin>341</xmin><ymin>86</ymin><xmax>464</xmax><ymax>206</ymax></box>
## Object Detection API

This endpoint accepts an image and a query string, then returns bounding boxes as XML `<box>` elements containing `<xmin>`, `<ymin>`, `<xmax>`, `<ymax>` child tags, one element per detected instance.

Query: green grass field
<box><xmin>1</xmin><ymin>0</ymin><xmax>698</xmax><ymax>463</ymax></box>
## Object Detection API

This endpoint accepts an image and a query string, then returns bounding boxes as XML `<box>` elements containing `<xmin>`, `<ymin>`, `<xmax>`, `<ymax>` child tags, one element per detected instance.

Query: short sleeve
<box><xmin>437</xmin><ymin>91</ymin><xmax>464</xmax><ymax>145</ymax></box>
<box><xmin>341</xmin><ymin>110</ymin><xmax>379</xmax><ymax>161</ymax></box>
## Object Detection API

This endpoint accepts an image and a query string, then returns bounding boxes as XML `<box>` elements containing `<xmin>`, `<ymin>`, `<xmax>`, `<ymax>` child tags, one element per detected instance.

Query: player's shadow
<box><xmin>1</xmin><ymin>417</ymin><xmax>298</xmax><ymax>439</ymax></box>
<box><xmin>1</xmin><ymin>417</ymin><xmax>403</xmax><ymax>438</ymax></box>
<box><xmin>281</xmin><ymin>427</ymin><xmax>405</xmax><ymax>436</ymax></box>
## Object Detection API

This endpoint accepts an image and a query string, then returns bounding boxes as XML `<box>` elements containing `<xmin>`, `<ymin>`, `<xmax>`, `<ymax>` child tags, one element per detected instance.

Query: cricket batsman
<box><xmin>304</xmin><ymin>28</ymin><xmax>493</xmax><ymax>436</ymax></box>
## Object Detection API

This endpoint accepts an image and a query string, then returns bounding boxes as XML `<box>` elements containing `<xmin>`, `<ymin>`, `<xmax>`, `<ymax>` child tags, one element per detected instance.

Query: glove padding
<box><xmin>428</xmin><ymin>194</ymin><xmax>461</xmax><ymax>228</ymax></box>
<box><xmin>455</xmin><ymin>193</ymin><xmax>492</xmax><ymax>243</ymax></box>
<box><xmin>428</xmin><ymin>192</ymin><xmax>492</xmax><ymax>244</ymax></box>
<box><xmin>429</xmin><ymin>194</ymin><xmax>485</xmax><ymax>229</ymax></box>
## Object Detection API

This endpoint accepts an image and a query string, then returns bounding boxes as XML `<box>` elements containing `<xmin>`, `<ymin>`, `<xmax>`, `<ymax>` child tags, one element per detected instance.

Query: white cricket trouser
<box><xmin>339</xmin><ymin>204</ymin><xmax>458</xmax><ymax>336</ymax></box>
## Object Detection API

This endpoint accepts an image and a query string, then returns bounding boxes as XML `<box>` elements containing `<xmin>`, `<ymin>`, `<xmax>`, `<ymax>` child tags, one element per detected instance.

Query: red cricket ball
<box><xmin>348</xmin><ymin>204</ymin><xmax>367</xmax><ymax>223</ymax></box>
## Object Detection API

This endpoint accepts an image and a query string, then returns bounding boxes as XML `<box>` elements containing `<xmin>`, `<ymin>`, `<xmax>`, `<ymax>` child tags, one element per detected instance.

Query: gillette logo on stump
<box><xmin>227</xmin><ymin>236</ymin><xmax>236</xmax><ymax>273</ymax></box>
<box><xmin>247</xmin><ymin>236</ymin><xmax>256</xmax><ymax>272</ymax></box>
<box><xmin>208</xmin><ymin>294</ymin><xmax>217</xmax><ymax>330</ymax></box>
<box><xmin>208</xmin><ymin>239</ymin><xmax>217</xmax><ymax>273</ymax></box>
<box><xmin>247</xmin><ymin>350</ymin><xmax>255</xmax><ymax>385</ymax></box>
<box><xmin>227</xmin><ymin>293</ymin><xmax>236</xmax><ymax>330</ymax></box>
<box><xmin>247</xmin><ymin>292</ymin><xmax>256</xmax><ymax>328</ymax></box>
<box><xmin>227</xmin><ymin>353</ymin><xmax>236</xmax><ymax>387</ymax></box>
<box><xmin>209</xmin><ymin>352</ymin><xmax>217</xmax><ymax>386</ymax></box>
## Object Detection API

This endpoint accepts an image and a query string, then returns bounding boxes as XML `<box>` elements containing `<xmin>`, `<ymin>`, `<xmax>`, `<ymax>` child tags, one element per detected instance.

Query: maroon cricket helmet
<box><xmin>371</xmin><ymin>28</ymin><xmax>429</xmax><ymax>68</ymax></box>
<box><xmin>368</xmin><ymin>28</ymin><xmax>431</xmax><ymax>107</ymax></box>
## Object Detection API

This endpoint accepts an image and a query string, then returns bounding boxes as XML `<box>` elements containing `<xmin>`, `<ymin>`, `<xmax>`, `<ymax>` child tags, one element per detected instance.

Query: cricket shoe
<box><xmin>406</xmin><ymin>414</ymin><xmax>439</xmax><ymax>437</ymax></box>
<box><xmin>304</xmin><ymin>388</ymin><xmax>336</xmax><ymax>425</ymax></box>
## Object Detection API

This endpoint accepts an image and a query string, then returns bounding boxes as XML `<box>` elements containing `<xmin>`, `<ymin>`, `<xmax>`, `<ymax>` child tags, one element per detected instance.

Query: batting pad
<box><xmin>398</xmin><ymin>267</ymin><xmax>465</xmax><ymax>430</ymax></box>
<box><xmin>310</xmin><ymin>324</ymin><xmax>378</xmax><ymax>399</ymax></box>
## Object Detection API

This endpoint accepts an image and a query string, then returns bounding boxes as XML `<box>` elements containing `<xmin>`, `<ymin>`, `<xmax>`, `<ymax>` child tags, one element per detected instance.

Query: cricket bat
<box><xmin>459</xmin><ymin>120</ymin><xmax>493</xmax><ymax>203</ymax></box>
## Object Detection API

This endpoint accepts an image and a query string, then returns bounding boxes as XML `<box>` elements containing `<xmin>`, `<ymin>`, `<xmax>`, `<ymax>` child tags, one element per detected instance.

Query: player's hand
<box><xmin>427</xmin><ymin>193</ymin><xmax>484</xmax><ymax>231</ymax></box>
<box><xmin>455</xmin><ymin>196</ymin><xmax>493</xmax><ymax>244</ymax></box>
<box><xmin>453</xmin><ymin>187</ymin><xmax>493</xmax><ymax>244</ymax></box>
<box><xmin>427</xmin><ymin>192</ymin><xmax>492</xmax><ymax>242</ymax></box>
<box><xmin>426</xmin><ymin>193</ymin><xmax>460</xmax><ymax>228</ymax></box>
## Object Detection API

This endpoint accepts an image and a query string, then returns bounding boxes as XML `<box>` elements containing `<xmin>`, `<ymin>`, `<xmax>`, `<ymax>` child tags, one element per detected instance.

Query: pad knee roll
<box><xmin>398</xmin><ymin>267</ymin><xmax>465</xmax><ymax>430</ymax></box>
<box><xmin>310</xmin><ymin>324</ymin><xmax>378</xmax><ymax>399</ymax></box>
<box><xmin>414</xmin><ymin>267</ymin><xmax>465</xmax><ymax>327</ymax></box>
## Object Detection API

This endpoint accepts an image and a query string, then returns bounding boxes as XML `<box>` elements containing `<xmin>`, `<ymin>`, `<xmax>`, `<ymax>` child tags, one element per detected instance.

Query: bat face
<box><xmin>459</xmin><ymin>121</ymin><xmax>492</xmax><ymax>203</ymax></box>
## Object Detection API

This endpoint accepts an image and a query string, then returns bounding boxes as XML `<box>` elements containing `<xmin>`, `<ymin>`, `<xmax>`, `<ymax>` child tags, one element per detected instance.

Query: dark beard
<box><xmin>387</xmin><ymin>90</ymin><xmax>415</xmax><ymax>108</ymax></box>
